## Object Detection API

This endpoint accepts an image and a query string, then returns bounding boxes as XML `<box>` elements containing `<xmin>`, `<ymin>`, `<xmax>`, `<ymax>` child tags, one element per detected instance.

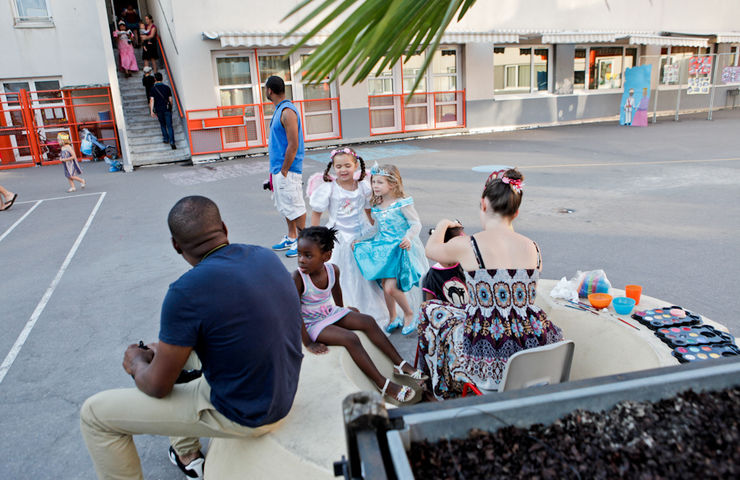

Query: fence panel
<box><xmin>187</xmin><ymin>97</ymin><xmax>341</xmax><ymax>156</ymax></box>
<box><xmin>0</xmin><ymin>86</ymin><xmax>119</xmax><ymax>170</ymax></box>
<box><xmin>368</xmin><ymin>90</ymin><xmax>466</xmax><ymax>135</ymax></box>
<box><xmin>638</xmin><ymin>53</ymin><xmax>740</xmax><ymax>123</ymax></box>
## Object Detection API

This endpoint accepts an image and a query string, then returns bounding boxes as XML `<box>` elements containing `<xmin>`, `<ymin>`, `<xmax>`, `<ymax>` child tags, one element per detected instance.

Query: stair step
<box><xmin>128</xmin><ymin>133</ymin><xmax>186</xmax><ymax>146</ymax></box>
<box><xmin>131</xmin><ymin>150</ymin><xmax>191</xmax><ymax>166</ymax></box>
<box><xmin>130</xmin><ymin>138</ymin><xmax>188</xmax><ymax>153</ymax></box>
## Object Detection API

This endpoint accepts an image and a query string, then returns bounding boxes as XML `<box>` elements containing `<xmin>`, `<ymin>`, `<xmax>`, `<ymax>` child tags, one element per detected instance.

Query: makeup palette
<box><xmin>672</xmin><ymin>344</ymin><xmax>740</xmax><ymax>363</ymax></box>
<box><xmin>631</xmin><ymin>306</ymin><xmax>702</xmax><ymax>330</ymax></box>
<box><xmin>656</xmin><ymin>325</ymin><xmax>735</xmax><ymax>348</ymax></box>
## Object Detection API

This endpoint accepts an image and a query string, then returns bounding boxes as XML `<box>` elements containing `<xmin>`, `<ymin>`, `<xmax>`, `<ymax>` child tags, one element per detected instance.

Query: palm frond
<box><xmin>283</xmin><ymin>0</ymin><xmax>477</xmax><ymax>98</ymax></box>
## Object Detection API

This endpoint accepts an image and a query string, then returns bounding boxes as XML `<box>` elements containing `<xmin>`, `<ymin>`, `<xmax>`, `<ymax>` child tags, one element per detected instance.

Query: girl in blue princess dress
<box><xmin>353</xmin><ymin>164</ymin><xmax>428</xmax><ymax>335</ymax></box>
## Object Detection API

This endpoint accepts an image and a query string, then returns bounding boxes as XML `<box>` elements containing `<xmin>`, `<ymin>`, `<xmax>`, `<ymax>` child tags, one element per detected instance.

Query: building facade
<box><xmin>2</xmin><ymin>0</ymin><xmax>739</xmax><ymax>166</ymax></box>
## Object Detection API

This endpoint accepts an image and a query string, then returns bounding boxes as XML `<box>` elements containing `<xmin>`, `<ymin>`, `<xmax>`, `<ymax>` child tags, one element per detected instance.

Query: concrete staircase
<box><xmin>116</xmin><ymin>48</ymin><xmax>190</xmax><ymax>166</ymax></box>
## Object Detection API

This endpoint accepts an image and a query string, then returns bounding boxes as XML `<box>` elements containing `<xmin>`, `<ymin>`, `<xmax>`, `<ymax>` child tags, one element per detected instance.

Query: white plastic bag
<box><xmin>550</xmin><ymin>276</ymin><xmax>579</xmax><ymax>303</ymax></box>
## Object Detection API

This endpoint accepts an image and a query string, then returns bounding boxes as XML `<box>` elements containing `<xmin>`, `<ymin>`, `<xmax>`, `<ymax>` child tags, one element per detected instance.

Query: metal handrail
<box><xmin>156</xmin><ymin>35</ymin><xmax>184</xmax><ymax>118</ymax></box>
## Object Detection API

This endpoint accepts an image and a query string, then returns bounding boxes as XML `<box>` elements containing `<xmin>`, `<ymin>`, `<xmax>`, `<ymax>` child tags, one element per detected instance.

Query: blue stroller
<box><xmin>80</xmin><ymin>128</ymin><xmax>122</xmax><ymax>171</ymax></box>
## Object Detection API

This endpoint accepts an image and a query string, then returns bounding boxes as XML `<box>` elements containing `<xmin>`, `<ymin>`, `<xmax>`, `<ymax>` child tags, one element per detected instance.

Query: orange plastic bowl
<box><xmin>588</xmin><ymin>293</ymin><xmax>613</xmax><ymax>310</ymax></box>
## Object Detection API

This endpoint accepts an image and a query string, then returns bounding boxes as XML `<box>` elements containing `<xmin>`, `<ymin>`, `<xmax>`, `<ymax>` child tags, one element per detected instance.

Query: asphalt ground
<box><xmin>1</xmin><ymin>109</ymin><xmax>739</xmax><ymax>478</ymax></box>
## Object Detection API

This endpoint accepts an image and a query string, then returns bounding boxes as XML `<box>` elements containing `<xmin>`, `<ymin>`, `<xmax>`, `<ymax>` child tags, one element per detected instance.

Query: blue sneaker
<box><xmin>285</xmin><ymin>244</ymin><xmax>298</xmax><ymax>258</ymax></box>
<box><xmin>272</xmin><ymin>235</ymin><xmax>295</xmax><ymax>251</ymax></box>
<box><xmin>385</xmin><ymin>316</ymin><xmax>403</xmax><ymax>333</ymax></box>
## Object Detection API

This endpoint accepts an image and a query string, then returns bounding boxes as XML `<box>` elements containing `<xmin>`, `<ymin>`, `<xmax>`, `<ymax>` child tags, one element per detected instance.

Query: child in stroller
<box><xmin>80</xmin><ymin>128</ymin><xmax>122</xmax><ymax>171</ymax></box>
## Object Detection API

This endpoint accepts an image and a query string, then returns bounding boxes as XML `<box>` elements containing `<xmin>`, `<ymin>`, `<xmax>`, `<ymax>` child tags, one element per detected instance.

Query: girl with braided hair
<box><xmin>308</xmin><ymin>148</ymin><xmax>389</xmax><ymax>329</ymax></box>
<box><xmin>293</xmin><ymin>226</ymin><xmax>423</xmax><ymax>406</ymax></box>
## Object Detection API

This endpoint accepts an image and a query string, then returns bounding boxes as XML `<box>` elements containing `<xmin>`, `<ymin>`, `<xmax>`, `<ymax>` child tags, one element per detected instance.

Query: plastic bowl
<box><xmin>588</xmin><ymin>293</ymin><xmax>613</xmax><ymax>310</ymax></box>
<box><xmin>612</xmin><ymin>296</ymin><xmax>636</xmax><ymax>315</ymax></box>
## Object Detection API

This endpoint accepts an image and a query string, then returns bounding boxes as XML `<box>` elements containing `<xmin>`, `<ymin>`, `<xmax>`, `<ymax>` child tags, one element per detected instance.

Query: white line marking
<box><xmin>0</xmin><ymin>192</ymin><xmax>107</xmax><ymax>385</ymax></box>
<box><xmin>14</xmin><ymin>191</ymin><xmax>103</xmax><ymax>205</ymax></box>
<box><xmin>0</xmin><ymin>200</ymin><xmax>43</xmax><ymax>244</ymax></box>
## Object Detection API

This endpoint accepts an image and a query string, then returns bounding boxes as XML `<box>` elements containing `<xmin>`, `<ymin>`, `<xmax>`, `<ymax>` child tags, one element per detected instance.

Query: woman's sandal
<box><xmin>378</xmin><ymin>378</ymin><xmax>420</xmax><ymax>406</ymax></box>
<box><xmin>393</xmin><ymin>360</ymin><xmax>429</xmax><ymax>382</ymax></box>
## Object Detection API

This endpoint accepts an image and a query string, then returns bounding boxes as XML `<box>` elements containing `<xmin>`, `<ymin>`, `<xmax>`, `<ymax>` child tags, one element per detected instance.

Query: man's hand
<box><xmin>150</xmin><ymin>111</ymin><xmax>156</xmax><ymax>118</ymax></box>
<box><xmin>280</xmin><ymin>167</ymin><xmax>289</xmax><ymax>177</ymax></box>
<box><xmin>123</xmin><ymin>343</ymin><xmax>154</xmax><ymax>377</ymax></box>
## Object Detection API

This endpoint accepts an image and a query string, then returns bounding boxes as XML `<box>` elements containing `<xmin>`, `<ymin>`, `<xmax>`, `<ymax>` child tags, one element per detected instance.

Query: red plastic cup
<box><xmin>625</xmin><ymin>285</ymin><xmax>642</xmax><ymax>305</ymax></box>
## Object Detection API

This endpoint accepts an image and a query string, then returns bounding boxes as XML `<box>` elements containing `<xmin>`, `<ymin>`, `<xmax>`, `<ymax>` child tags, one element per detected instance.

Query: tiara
<box><xmin>330</xmin><ymin>148</ymin><xmax>356</xmax><ymax>159</ymax></box>
<box><xmin>370</xmin><ymin>162</ymin><xmax>391</xmax><ymax>177</ymax></box>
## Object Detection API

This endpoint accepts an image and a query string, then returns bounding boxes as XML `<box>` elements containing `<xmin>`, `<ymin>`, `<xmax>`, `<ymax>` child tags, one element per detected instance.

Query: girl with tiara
<box><xmin>308</xmin><ymin>148</ymin><xmax>389</xmax><ymax>328</ymax></box>
<box><xmin>353</xmin><ymin>164</ymin><xmax>428</xmax><ymax>335</ymax></box>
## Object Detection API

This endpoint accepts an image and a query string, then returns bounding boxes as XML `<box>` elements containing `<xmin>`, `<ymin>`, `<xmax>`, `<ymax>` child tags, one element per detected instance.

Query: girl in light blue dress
<box><xmin>353</xmin><ymin>164</ymin><xmax>428</xmax><ymax>335</ymax></box>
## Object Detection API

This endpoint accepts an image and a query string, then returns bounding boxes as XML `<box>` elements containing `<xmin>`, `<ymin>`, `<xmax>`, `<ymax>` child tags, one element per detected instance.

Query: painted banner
<box><xmin>620</xmin><ymin>64</ymin><xmax>651</xmax><ymax>127</ymax></box>
<box><xmin>687</xmin><ymin>77</ymin><xmax>711</xmax><ymax>94</ymax></box>
<box><xmin>688</xmin><ymin>56</ymin><xmax>712</xmax><ymax>75</ymax></box>
<box><xmin>722</xmin><ymin>66</ymin><xmax>740</xmax><ymax>84</ymax></box>
<box><xmin>663</xmin><ymin>64</ymin><xmax>679</xmax><ymax>84</ymax></box>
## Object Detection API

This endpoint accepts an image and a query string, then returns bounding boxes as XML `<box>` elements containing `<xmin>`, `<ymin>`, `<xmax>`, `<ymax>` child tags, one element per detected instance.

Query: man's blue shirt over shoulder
<box><xmin>159</xmin><ymin>244</ymin><xmax>303</xmax><ymax>427</ymax></box>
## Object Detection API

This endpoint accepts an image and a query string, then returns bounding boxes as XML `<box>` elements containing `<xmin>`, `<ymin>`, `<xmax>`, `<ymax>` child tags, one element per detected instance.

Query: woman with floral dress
<box><xmin>418</xmin><ymin>169</ymin><xmax>563</xmax><ymax>399</ymax></box>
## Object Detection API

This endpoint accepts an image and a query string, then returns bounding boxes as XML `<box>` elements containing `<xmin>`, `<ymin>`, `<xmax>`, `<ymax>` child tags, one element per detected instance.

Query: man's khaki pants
<box><xmin>80</xmin><ymin>373</ymin><xmax>280</xmax><ymax>480</ymax></box>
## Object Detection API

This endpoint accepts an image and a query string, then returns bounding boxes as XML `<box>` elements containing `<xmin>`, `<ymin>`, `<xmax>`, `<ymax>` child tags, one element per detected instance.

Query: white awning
<box><xmin>541</xmin><ymin>32</ymin><xmax>617</xmax><ymax>44</ymax></box>
<box><xmin>628</xmin><ymin>35</ymin><xmax>708</xmax><ymax>48</ymax></box>
<box><xmin>715</xmin><ymin>33</ymin><xmax>740</xmax><ymax>44</ymax></box>
<box><xmin>202</xmin><ymin>31</ymin><xmax>328</xmax><ymax>48</ymax></box>
<box><xmin>441</xmin><ymin>31</ymin><xmax>519</xmax><ymax>44</ymax></box>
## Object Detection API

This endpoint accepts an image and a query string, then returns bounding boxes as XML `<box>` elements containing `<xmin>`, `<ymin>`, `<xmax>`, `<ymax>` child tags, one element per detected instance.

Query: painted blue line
<box><xmin>471</xmin><ymin>164</ymin><xmax>512</xmax><ymax>173</ymax></box>
<box><xmin>306</xmin><ymin>143</ymin><xmax>438</xmax><ymax>164</ymax></box>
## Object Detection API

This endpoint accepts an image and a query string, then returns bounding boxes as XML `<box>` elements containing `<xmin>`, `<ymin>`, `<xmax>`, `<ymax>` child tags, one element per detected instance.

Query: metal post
<box><xmin>652</xmin><ymin>87</ymin><xmax>660</xmax><ymax>123</ymax></box>
<box><xmin>708</xmin><ymin>53</ymin><xmax>719</xmax><ymax>120</ymax></box>
<box><xmin>674</xmin><ymin>84</ymin><xmax>681</xmax><ymax>122</ymax></box>
<box><xmin>342</xmin><ymin>392</ymin><xmax>390</xmax><ymax>479</ymax></box>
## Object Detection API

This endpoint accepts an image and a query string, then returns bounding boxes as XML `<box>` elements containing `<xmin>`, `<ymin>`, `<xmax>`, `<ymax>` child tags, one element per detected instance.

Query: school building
<box><xmin>2</xmin><ymin>0</ymin><xmax>740</xmax><ymax>169</ymax></box>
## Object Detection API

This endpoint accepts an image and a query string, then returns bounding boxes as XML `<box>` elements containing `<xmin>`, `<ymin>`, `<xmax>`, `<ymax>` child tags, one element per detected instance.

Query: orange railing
<box><xmin>187</xmin><ymin>98</ymin><xmax>342</xmax><ymax>156</ymax></box>
<box><xmin>156</xmin><ymin>36</ymin><xmax>183</xmax><ymax>118</ymax></box>
<box><xmin>0</xmin><ymin>87</ymin><xmax>120</xmax><ymax>169</ymax></box>
<box><xmin>368</xmin><ymin>89</ymin><xmax>466</xmax><ymax>135</ymax></box>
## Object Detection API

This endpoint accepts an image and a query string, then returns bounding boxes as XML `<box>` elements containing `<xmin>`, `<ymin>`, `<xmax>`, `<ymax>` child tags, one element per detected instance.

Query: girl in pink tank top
<box><xmin>292</xmin><ymin>226</ymin><xmax>427</xmax><ymax>406</ymax></box>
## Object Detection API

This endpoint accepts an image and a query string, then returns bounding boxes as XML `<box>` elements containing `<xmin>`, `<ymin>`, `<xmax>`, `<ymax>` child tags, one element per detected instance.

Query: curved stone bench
<box><xmin>204</xmin><ymin>279</ymin><xmax>729</xmax><ymax>478</ymax></box>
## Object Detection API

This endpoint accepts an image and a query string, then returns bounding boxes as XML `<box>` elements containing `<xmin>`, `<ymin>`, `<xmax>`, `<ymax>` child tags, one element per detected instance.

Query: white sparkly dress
<box><xmin>309</xmin><ymin>180</ymin><xmax>390</xmax><ymax>328</ymax></box>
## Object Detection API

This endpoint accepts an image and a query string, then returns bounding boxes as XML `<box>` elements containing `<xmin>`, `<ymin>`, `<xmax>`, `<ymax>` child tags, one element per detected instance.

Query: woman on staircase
<box><xmin>113</xmin><ymin>21</ymin><xmax>139</xmax><ymax>77</ymax></box>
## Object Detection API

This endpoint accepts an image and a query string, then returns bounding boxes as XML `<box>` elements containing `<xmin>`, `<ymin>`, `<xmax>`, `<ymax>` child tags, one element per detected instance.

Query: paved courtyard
<box><xmin>1</xmin><ymin>110</ymin><xmax>739</xmax><ymax>478</ymax></box>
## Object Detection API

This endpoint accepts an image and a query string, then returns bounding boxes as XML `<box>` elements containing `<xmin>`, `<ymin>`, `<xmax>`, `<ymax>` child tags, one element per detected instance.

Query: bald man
<box><xmin>80</xmin><ymin>196</ymin><xmax>303</xmax><ymax>480</ymax></box>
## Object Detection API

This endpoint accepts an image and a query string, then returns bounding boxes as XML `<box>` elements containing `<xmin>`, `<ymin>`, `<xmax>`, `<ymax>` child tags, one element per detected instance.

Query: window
<box><xmin>659</xmin><ymin>47</ymin><xmax>698</xmax><ymax>85</ymax></box>
<box><xmin>212</xmin><ymin>49</ymin><xmax>341</xmax><ymax>145</ymax></box>
<box><xmin>574</xmin><ymin>46</ymin><xmax>637</xmax><ymax>91</ymax></box>
<box><xmin>366</xmin><ymin>45</ymin><xmax>463</xmax><ymax>134</ymax></box>
<box><xmin>13</xmin><ymin>0</ymin><xmax>52</xmax><ymax>25</ymax></box>
<box><xmin>494</xmin><ymin>46</ymin><xmax>550</xmax><ymax>94</ymax></box>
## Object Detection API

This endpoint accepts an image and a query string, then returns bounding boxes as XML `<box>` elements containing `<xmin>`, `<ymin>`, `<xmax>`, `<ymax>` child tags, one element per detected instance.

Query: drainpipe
<box><xmin>94</xmin><ymin>0</ymin><xmax>133</xmax><ymax>172</ymax></box>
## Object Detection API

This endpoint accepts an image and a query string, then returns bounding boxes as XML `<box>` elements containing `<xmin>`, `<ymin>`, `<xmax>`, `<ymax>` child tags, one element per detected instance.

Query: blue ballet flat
<box><xmin>401</xmin><ymin>317</ymin><xmax>420</xmax><ymax>336</ymax></box>
<box><xmin>385</xmin><ymin>316</ymin><xmax>403</xmax><ymax>333</ymax></box>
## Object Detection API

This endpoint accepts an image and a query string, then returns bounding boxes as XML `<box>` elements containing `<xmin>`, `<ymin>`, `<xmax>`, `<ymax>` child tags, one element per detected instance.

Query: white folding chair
<box><xmin>463</xmin><ymin>340</ymin><xmax>575</xmax><ymax>396</ymax></box>
<box><xmin>499</xmin><ymin>340</ymin><xmax>575</xmax><ymax>392</ymax></box>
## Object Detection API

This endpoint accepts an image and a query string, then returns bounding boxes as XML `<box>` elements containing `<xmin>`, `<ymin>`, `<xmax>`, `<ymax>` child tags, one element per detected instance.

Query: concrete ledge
<box><xmin>203</xmin><ymin>281</ymin><xmax>728</xmax><ymax>478</ymax></box>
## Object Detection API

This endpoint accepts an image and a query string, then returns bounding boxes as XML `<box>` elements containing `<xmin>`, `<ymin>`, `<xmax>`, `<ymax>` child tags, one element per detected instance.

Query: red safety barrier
<box><xmin>0</xmin><ymin>86</ymin><xmax>120</xmax><ymax>170</ymax></box>
<box><xmin>368</xmin><ymin>89</ymin><xmax>466</xmax><ymax>135</ymax></box>
<box><xmin>187</xmin><ymin>98</ymin><xmax>342</xmax><ymax>156</ymax></box>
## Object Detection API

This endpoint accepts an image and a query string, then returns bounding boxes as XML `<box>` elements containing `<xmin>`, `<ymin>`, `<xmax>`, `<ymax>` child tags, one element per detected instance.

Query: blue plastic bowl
<box><xmin>612</xmin><ymin>296</ymin><xmax>636</xmax><ymax>315</ymax></box>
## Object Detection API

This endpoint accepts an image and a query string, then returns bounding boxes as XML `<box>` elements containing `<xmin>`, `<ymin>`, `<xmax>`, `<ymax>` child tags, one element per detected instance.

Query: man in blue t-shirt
<box><xmin>80</xmin><ymin>196</ymin><xmax>303</xmax><ymax>480</ymax></box>
<box><xmin>265</xmin><ymin>75</ymin><xmax>306</xmax><ymax>259</ymax></box>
